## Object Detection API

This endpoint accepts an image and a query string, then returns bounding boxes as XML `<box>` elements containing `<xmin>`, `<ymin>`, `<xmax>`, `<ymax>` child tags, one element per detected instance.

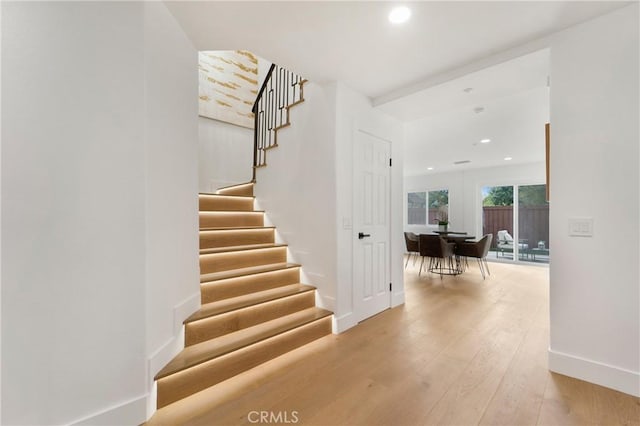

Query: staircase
<box><xmin>154</xmin><ymin>182</ymin><xmax>333</xmax><ymax>408</ymax></box>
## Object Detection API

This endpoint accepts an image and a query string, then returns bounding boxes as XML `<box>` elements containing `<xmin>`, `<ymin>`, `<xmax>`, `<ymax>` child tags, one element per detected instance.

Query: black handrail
<box><xmin>251</xmin><ymin>63</ymin><xmax>304</xmax><ymax>182</ymax></box>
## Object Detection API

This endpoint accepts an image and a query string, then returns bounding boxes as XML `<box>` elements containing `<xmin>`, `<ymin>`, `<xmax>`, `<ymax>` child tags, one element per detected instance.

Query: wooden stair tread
<box><xmin>200</xmin><ymin>226</ymin><xmax>275</xmax><ymax>232</ymax></box>
<box><xmin>199</xmin><ymin>193</ymin><xmax>254</xmax><ymax>199</ymax></box>
<box><xmin>198</xmin><ymin>193</ymin><xmax>252</xmax><ymax>198</ymax></box>
<box><xmin>215</xmin><ymin>182</ymin><xmax>254</xmax><ymax>196</ymax></box>
<box><xmin>199</xmin><ymin>210</ymin><xmax>265</xmax><ymax>214</ymax></box>
<box><xmin>200</xmin><ymin>262</ymin><xmax>300</xmax><ymax>283</ymax></box>
<box><xmin>185</xmin><ymin>284</ymin><xmax>315</xmax><ymax>323</ymax></box>
<box><xmin>199</xmin><ymin>243</ymin><xmax>287</xmax><ymax>255</ymax></box>
<box><xmin>155</xmin><ymin>307</ymin><xmax>332</xmax><ymax>379</ymax></box>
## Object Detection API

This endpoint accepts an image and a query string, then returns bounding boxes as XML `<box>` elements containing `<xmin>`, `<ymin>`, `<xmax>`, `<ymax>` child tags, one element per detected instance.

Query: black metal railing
<box><xmin>252</xmin><ymin>64</ymin><xmax>305</xmax><ymax>181</ymax></box>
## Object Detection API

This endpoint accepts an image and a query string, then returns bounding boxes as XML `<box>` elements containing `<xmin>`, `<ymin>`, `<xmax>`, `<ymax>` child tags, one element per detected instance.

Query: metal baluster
<box><xmin>251</xmin><ymin>63</ymin><xmax>304</xmax><ymax>178</ymax></box>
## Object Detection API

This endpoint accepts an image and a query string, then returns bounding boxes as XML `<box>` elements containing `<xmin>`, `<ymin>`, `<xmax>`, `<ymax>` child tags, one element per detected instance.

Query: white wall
<box><xmin>1</xmin><ymin>2</ymin><xmax>199</xmax><ymax>424</ymax></box>
<box><xmin>143</xmin><ymin>1</ymin><xmax>200</xmax><ymax>418</ymax></box>
<box><xmin>254</xmin><ymin>82</ymin><xmax>339</xmax><ymax>312</ymax></box>
<box><xmin>335</xmin><ymin>82</ymin><xmax>405</xmax><ymax>332</ymax></box>
<box><xmin>549</xmin><ymin>3</ymin><xmax>639</xmax><ymax>397</ymax></box>
<box><xmin>198</xmin><ymin>118</ymin><xmax>253</xmax><ymax>192</ymax></box>
<box><xmin>2</xmin><ymin>3</ymin><xmax>146</xmax><ymax>424</ymax></box>
<box><xmin>0</xmin><ymin>3</ymin><xmax>4</xmax><ymax>421</ymax></box>
<box><xmin>404</xmin><ymin>162</ymin><xmax>546</xmax><ymax>238</ymax></box>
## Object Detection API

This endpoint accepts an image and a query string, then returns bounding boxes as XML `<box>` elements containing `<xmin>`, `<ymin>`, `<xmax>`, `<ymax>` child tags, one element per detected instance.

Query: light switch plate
<box><xmin>568</xmin><ymin>217</ymin><xmax>593</xmax><ymax>237</ymax></box>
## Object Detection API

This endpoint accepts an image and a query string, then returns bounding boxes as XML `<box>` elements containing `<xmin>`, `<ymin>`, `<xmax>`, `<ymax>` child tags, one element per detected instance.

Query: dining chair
<box><xmin>418</xmin><ymin>234</ymin><xmax>457</xmax><ymax>278</ymax></box>
<box><xmin>404</xmin><ymin>232</ymin><xmax>420</xmax><ymax>269</ymax></box>
<box><xmin>455</xmin><ymin>234</ymin><xmax>493</xmax><ymax>279</ymax></box>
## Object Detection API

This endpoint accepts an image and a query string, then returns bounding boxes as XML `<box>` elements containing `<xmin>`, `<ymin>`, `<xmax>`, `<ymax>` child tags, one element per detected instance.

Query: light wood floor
<box><xmin>148</xmin><ymin>259</ymin><xmax>640</xmax><ymax>426</ymax></box>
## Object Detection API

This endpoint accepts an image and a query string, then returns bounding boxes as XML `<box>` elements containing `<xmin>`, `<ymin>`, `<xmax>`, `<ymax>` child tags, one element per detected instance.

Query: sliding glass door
<box><xmin>482</xmin><ymin>184</ymin><xmax>549</xmax><ymax>264</ymax></box>
<box><xmin>518</xmin><ymin>184</ymin><xmax>549</xmax><ymax>264</ymax></box>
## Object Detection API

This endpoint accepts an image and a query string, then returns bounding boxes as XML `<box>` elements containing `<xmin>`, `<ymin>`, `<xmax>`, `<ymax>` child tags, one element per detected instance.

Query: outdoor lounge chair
<box><xmin>496</xmin><ymin>230</ymin><xmax>529</xmax><ymax>258</ymax></box>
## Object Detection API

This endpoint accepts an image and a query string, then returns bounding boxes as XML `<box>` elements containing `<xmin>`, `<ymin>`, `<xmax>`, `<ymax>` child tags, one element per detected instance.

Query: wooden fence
<box><xmin>408</xmin><ymin>205</ymin><xmax>549</xmax><ymax>249</ymax></box>
<box><xmin>483</xmin><ymin>205</ymin><xmax>549</xmax><ymax>249</ymax></box>
<box><xmin>408</xmin><ymin>208</ymin><xmax>442</xmax><ymax>225</ymax></box>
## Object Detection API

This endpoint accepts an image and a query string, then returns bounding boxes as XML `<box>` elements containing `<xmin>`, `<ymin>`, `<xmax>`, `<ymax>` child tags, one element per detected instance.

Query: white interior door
<box><xmin>353</xmin><ymin>130</ymin><xmax>391</xmax><ymax>322</ymax></box>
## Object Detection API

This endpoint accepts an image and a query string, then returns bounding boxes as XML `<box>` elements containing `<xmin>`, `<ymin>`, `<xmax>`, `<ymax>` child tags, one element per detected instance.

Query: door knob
<box><xmin>358</xmin><ymin>232</ymin><xmax>371</xmax><ymax>239</ymax></box>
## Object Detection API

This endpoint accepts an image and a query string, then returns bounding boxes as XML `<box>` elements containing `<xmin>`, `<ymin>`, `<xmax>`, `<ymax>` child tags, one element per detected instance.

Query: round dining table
<box><xmin>431</xmin><ymin>231</ymin><xmax>476</xmax><ymax>243</ymax></box>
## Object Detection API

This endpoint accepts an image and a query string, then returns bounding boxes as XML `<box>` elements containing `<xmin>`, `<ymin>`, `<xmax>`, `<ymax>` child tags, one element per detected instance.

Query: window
<box><xmin>407</xmin><ymin>189</ymin><xmax>449</xmax><ymax>225</ymax></box>
<box><xmin>407</xmin><ymin>192</ymin><xmax>426</xmax><ymax>225</ymax></box>
<box><xmin>428</xmin><ymin>190</ymin><xmax>449</xmax><ymax>225</ymax></box>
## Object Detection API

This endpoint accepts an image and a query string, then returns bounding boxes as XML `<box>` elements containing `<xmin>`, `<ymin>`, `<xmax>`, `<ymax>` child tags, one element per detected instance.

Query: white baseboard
<box><xmin>173</xmin><ymin>292</ymin><xmax>201</xmax><ymax>336</ymax></box>
<box><xmin>146</xmin><ymin>292</ymin><xmax>200</xmax><ymax>417</ymax></box>
<box><xmin>148</xmin><ymin>292</ymin><xmax>200</xmax><ymax>381</ymax></box>
<box><xmin>316</xmin><ymin>292</ymin><xmax>336</xmax><ymax>313</ymax></box>
<box><xmin>549</xmin><ymin>349</ymin><xmax>640</xmax><ymax>397</ymax></box>
<box><xmin>334</xmin><ymin>312</ymin><xmax>357</xmax><ymax>333</ymax></box>
<box><xmin>69</xmin><ymin>395</ymin><xmax>147</xmax><ymax>426</ymax></box>
<box><xmin>391</xmin><ymin>290</ymin><xmax>405</xmax><ymax>307</ymax></box>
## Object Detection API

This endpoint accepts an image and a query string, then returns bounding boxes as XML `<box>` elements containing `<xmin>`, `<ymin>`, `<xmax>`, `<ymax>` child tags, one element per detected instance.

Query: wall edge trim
<box><xmin>148</xmin><ymin>291</ymin><xmax>200</xmax><ymax>379</ymax></box>
<box><xmin>391</xmin><ymin>290</ymin><xmax>405</xmax><ymax>308</ymax></box>
<box><xmin>548</xmin><ymin>348</ymin><xmax>640</xmax><ymax>397</ymax></box>
<box><xmin>146</xmin><ymin>291</ymin><xmax>200</xmax><ymax>417</ymax></box>
<box><xmin>334</xmin><ymin>312</ymin><xmax>357</xmax><ymax>334</ymax></box>
<box><xmin>68</xmin><ymin>394</ymin><xmax>147</xmax><ymax>426</ymax></box>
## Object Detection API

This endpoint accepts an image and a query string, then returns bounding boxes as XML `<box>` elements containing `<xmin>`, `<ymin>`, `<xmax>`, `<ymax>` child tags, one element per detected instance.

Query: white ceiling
<box><xmin>404</xmin><ymin>83</ymin><xmax>550</xmax><ymax>176</ymax></box>
<box><xmin>165</xmin><ymin>1</ymin><xmax>629</xmax><ymax>175</ymax></box>
<box><xmin>377</xmin><ymin>48</ymin><xmax>550</xmax><ymax>122</ymax></box>
<box><xmin>399</xmin><ymin>48</ymin><xmax>550</xmax><ymax>175</ymax></box>
<box><xmin>165</xmin><ymin>1</ymin><xmax>628</xmax><ymax>102</ymax></box>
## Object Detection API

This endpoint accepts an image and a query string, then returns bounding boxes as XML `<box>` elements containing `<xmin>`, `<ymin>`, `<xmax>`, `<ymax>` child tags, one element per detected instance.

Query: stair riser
<box><xmin>157</xmin><ymin>317</ymin><xmax>332</xmax><ymax>408</ymax></box>
<box><xmin>200</xmin><ymin>247</ymin><xmax>287</xmax><ymax>275</ymax></box>
<box><xmin>216</xmin><ymin>183</ymin><xmax>254</xmax><ymax>197</ymax></box>
<box><xmin>201</xmin><ymin>268</ymin><xmax>300</xmax><ymax>303</ymax></box>
<box><xmin>185</xmin><ymin>292</ymin><xmax>316</xmax><ymax>346</ymax></box>
<box><xmin>200</xmin><ymin>228</ymin><xmax>274</xmax><ymax>250</ymax></box>
<box><xmin>200</xmin><ymin>212</ymin><xmax>264</xmax><ymax>228</ymax></box>
<box><xmin>199</xmin><ymin>196</ymin><xmax>254</xmax><ymax>212</ymax></box>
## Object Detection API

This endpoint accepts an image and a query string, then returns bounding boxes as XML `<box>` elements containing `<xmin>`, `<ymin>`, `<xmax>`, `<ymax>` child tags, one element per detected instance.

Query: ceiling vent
<box><xmin>454</xmin><ymin>160</ymin><xmax>471</xmax><ymax>165</ymax></box>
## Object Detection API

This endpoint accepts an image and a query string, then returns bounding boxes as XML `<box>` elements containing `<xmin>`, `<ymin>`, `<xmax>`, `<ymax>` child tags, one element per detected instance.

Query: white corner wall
<box><xmin>143</xmin><ymin>1</ymin><xmax>200</xmax><ymax>418</ymax></box>
<box><xmin>1</xmin><ymin>2</ymin><xmax>199</xmax><ymax>424</ymax></box>
<box><xmin>335</xmin><ymin>82</ymin><xmax>405</xmax><ymax>332</ymax></box>
<box><xmin>549</xmin><ymin>3</ymin><xmax>639</xmax><ymax>396</ymax></box>
<box><xmin>0</xmin><ymin>2</ymin><xmax>4</xmax><ymax>422</ymax></box>
<box><xmin>404</xmin><ymin>162</ymin><xmax>546</xmax><ymax>238</ymax></box>
<box><xmin>254</xmin><ymin>82</ymin><xmax>339</xmax><ymax>313</ymax></box>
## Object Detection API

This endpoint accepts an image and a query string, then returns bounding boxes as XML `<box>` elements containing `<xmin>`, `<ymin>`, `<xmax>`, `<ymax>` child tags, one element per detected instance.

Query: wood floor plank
<box><xmin>147</xmin><ymin>261</ymin><xmax>639</xmax><ymax>426</ymax></box>
<box><xmin>479</xmin><ymin>306</ymin><xmax>550</xmax><ymax>425</ymax></box>
<box><xmin>537</xmin><ymin>372</ymin><xmax>640</xmax><ymax>426</ymax></box>
<box><xmin>421</xmin><ymin>327</ymin><xmax>525</xmax><ymax>425</ymax></box>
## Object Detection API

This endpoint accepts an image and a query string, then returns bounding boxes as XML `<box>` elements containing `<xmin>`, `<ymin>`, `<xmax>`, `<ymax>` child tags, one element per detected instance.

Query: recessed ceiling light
<box><xmin>427</xmin><ymin>167</ymin><xmax>434</xmax><ymax>170</ymax></box>
<box><xmin>504</xmin><ymin>157</ymin><xmax>513</xmax><ymax>161</ymax></box>
<box><xmin>389</xmin><ymin>6</ymin><xmax>411</xmax><ymax>24</ymax></box>
<box><xmin>480</xmin><ymin>139</ymin><xmax>491</xmax><ymax>144</ymax></box>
